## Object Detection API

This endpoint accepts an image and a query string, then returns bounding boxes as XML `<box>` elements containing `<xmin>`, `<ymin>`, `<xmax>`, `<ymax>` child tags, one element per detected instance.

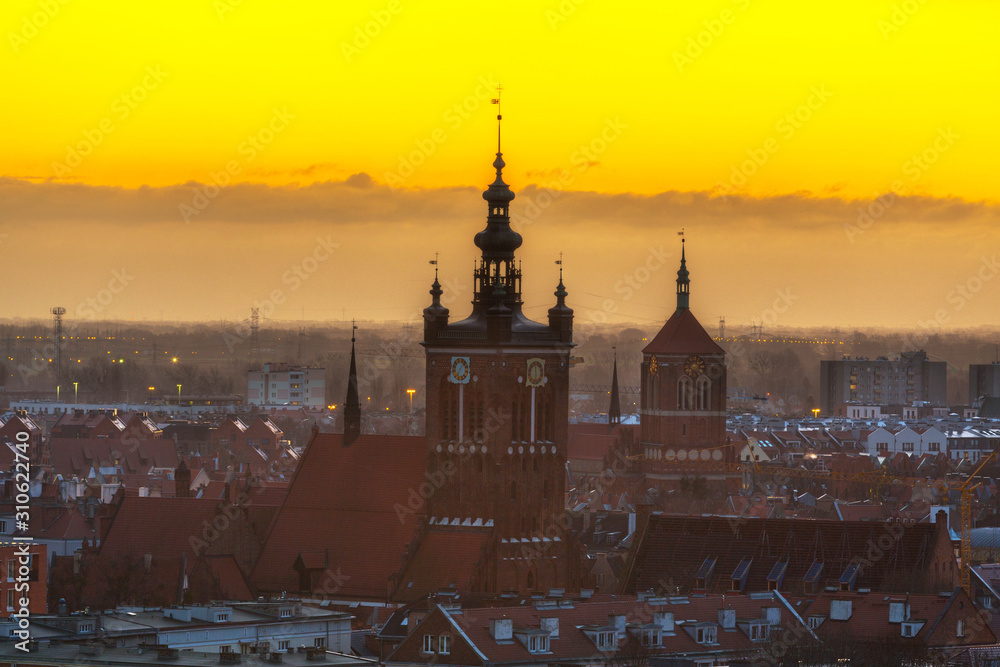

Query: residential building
<box><xmin>247</xmin><ymin>363</ymin><xmax>325</xmax><ymax>408</ymax></box>
<box><xmin>820</xmin><ymin>351</ymin><xmax>947</xmax><ymax>415</ymax></box>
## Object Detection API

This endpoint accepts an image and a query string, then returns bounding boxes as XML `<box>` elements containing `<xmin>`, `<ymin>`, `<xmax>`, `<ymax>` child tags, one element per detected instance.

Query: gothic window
<box><xmin>696</xmin><ymin>376</ymin><xmax>711</xmax><ymax>411</ymax></box>
<box><xmin>678</xmin><ymin>376</ymin><xmax>693</xmax><ymax>410</ymax></box>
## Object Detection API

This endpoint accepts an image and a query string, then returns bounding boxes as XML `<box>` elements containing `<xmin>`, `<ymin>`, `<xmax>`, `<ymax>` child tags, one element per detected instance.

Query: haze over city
<box><xmin>2</xmin><ymin>1</ymin><xmax>999</xmax><ymax>328</ymax></box>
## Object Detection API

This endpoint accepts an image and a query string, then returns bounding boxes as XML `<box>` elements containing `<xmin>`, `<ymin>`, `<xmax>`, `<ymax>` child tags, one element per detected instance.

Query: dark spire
<box><xmin>423</xmin><ymin>261</ymin><xmax>449</xmax><ymax>318</ymax></box>
<box><xmin>344</xmin><ymin>323</ymin><xmax>360</xmax><ymax>447</ymax></box>
<box><xmin>676</xmin><ymin>238</ymin><xmax>690</xmax><ymax>311</ymax></box>
<box><xmin>474</xmin><ymin>90</ymin><xmax>522</xmax><ymax>310</ymax></box>
<box><xmin>609</xmin><ymin>348</ymin><xmax>621</xmax><ymax>427</ymax></box>
<box><xmin>548</xmin><ymin>262</ymin><xmax>574</xmax><ymax>343</ymax></box>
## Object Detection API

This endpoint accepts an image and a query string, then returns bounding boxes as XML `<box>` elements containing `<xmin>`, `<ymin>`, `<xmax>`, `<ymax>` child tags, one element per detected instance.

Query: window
<box><xmin>750</xmin><ymin>623</ymin><xmax>769</xmax><ymax>641</ymax></box>
<box><xmin>877</xmin><ymin>442</ymin><xmax>889</xmax><ymax>452</ymax></box>
<box><xmin>278</xmin><ymin>640</ymin><xmax>290</xmax><ymax>651</ymax></box>
<box><xmin>526</xmin><ymin>635</ymin><xmax>549</xmax><ymax>653</ymax></box>
<box><xmin>0</xmin><ymin>520</ymin><xmax>6</xmax><ymax>532</ymax></box>
<box><xmin>221</xmin><ymin>646</ymin><xmax>233</xmax><ymax>654</ymax></box>
<box><xmin>957</xmin><ymin>619</ymin><xmax>965</xmax><ymax>638</ymax></box>
<box><xmin>280</xmin><ymin>609</ymin><xmax>292</xmax><ymax>618</ymax></box>
<box><xmin>79</xmin><ymin>623</ymin><xmax>94</xmax><ymax>633</ymax></box>
<box><xmin>902</xmin><ymin>442</ymin><xmax>914</xmax><ymax>452</ymax></box>
<box><xmin>930</xmin><ymin>443</ymin><xmax>940</xmax><ymax>452</ymax></box>
<box><xmin>5</xmin><ymin>589</ymin><xmax>13</xmax><ymax>611</ymax></box>
<box><xmin>640</xmin><ymin>629</ymin><xmax>660</xmax><ymax>647</ymax></box>
<box><xmin>595</xmin><ymin>631</ymin><xmax>616</xmax><ymax>648</ymax></box>
<box><xmin>807</xmin><ymin>616</ymin><xmax>823</xmax><ymax>629</ymax></box>
<box><xmin>438</xmin><ymin>635</ymin><xmax>450</xmax><ymax>655</ymax></box>
<box><xmin>422</xmin><ymin>634</ymin><xmax>435</xmax><ymax>654</ymax></box>
<box><xmin>314</xmin><ymin>638</ymin><xmax>325</xmax><ymax>648</ymax></box>
<box><xmin>217</xmin><ymin>613</ymin><xmax>229</xmax><ymax>622</ymax></box>
<box><xmin>6</xmin><ymin>559</ymin><xmax>14</xmax><ymax>580</ymax></box>
<box><xmin>696</xmin><ymin>626</ymin><xmax>717</xmax><ymax>644</ymax></box>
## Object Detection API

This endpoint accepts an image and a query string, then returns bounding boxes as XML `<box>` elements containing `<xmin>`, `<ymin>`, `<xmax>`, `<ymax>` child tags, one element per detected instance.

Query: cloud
<box><xmin>1</xmin><ymin>176</ymin><xmax>997</xmax><ymax>231</ymax></box>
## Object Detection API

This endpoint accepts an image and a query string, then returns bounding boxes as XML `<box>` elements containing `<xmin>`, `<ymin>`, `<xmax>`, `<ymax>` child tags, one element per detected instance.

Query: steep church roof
<box><xmin>642</xmin><ymin>239</ymin><xmax>724</xmax><ymax>356</ymax></box>
<box><xmin>250</xmin><ymin>432</ymin><xmax>426</xmax><ymax>600</ymax></box>
<box><xmin>643</xmin><ymin>307</ymin><xmax>724</xmax><ymax>356</ymax></box>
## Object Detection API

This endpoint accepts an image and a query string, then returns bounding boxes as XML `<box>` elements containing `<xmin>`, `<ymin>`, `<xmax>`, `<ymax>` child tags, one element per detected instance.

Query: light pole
<box><xmin>407</xmin><ymin>389</ymin><xmax>415</xmax><ymax>412</ymax></box>
<box><xmin>73</xmin><ymin>382</ymin><xmax>78</xmax><ymax>403</ymax></box>
<box><xmin>177</xmin><ymin>384</ymin><xmax>182</xmax><ymax>405</ymax></box>
<box><xmin>56</xmin><ymin>385</ymin><xmax>60</xmax><ymax>402</ymax></box>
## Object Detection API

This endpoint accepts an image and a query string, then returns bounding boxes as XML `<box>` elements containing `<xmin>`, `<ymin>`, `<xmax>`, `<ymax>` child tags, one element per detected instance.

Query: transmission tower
<box><xmin>249</xmin><ymin>308</ymin><xmax>262</xmax><ymax>368</ymax></box>
<box><xmin>50</xmin><ymin>306</ymin><xmax>66</xmax><ymax>385</ymax></box>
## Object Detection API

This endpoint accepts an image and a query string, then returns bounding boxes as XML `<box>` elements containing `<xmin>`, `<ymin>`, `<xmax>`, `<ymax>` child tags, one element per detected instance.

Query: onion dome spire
<box><xmin>475</xmin><ymin>90</ymin><xmax>521</xmax><ymax>263</ymax></box>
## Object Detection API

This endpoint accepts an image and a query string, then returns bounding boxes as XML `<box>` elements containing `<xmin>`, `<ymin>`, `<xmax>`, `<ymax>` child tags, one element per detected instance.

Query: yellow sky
<box><xmin>2</xmin><ymin>0</ymin><xmax>1000</xmax><ymax>330</ymax></box>
<box><xmin>2</xmin><ymin>0</ymin><xmax>997</xmax><ymax>198</ymax></box>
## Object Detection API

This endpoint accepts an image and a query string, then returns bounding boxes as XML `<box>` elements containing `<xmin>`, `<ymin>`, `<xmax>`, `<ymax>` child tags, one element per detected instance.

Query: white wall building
<box><xmin>248</xmin><ymin>364</ymin><xmax>326</xmax><ymax>408</ymax></box>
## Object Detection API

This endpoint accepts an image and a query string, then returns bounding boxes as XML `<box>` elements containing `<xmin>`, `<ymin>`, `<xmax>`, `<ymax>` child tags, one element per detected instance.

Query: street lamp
<box><xmin>148</xmin><ymin>386</ymin><xmax>155</xmax><ymax>403</ymax></box>
<box><xmin>73</xmin><ymin>382</ymin><xmax>78</xmax><ymax>403</ymax></box>
<box><xmin>177</xmin><ymin>384</ymin><xmax>182</xmax><ymax>405</ymax></box>
<box><xmin>406</xmin><ymin>389</ymin><xmax>415</xmax><ymax>412</ymax></box>
<box><xmin>56</xmin><ymin>385</ymin><xmax>60</xmax><ymax>402</ymax></box>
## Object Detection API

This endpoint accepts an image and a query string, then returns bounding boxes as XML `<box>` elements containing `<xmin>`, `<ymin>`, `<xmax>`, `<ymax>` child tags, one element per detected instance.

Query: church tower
<box><xmin>422</xmin><ymin>115</ymin><xmax>578</xmax><ymax>593</ymax></box>
<box><xmin>640</xmin><ymin>240</ymin><xmax>727</xmax><ymax>460</ymax></box>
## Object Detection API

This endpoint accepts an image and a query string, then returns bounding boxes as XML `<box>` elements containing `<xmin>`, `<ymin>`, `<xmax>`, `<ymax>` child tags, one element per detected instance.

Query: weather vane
<box><xmin>491</xmin><ymin>84</ymin><xmax>503</xmax><ymax>151</ymax></box>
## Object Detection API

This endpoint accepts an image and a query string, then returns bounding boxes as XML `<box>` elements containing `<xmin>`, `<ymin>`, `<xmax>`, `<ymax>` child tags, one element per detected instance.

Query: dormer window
<box><xmin>696</xmin><ymin>626</ymin><xmax>717</xmax><ymax>645</ymax></box>
<box><xmin>594</xmin><ymin>631</ymin><xmax>617</xmax><ymax>649</ymax></box>
<box><xmin>527</xmin><ymin>635</ymin><xmax>549</xmax><ymax>653</ymax></box>
<box><xmin>280</xmin><ymin>609</ymin><xmax>292</xmax><ymax>618</ymax></box>
<box><xmin>749</xmin><ymin>623</ymin><xmax>769</xmax><ymax>642</ymax></box>
<box><xmin>639</xmin><ymin>628</ymin><xmax>661</xmax><ymax>647</ymax></box>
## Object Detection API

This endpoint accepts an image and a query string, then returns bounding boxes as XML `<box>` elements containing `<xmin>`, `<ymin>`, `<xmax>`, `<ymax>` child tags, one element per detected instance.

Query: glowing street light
<box><xmin>407</xmin><ymin>389</ymin><xmax>415</xmax><ymax>412</ymax></box>
<box><xmin>177</xmin><ymin>384</ymin><xmax>182</xmax><ymax>405</ymax></box>
<box><xmin>73</xmin><ymin>382</ymin><xmax>78</xmax><ymax>403</ymax></box>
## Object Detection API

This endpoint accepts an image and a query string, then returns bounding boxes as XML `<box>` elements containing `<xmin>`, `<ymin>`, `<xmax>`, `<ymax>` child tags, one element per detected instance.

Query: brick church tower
<box><xmin>640</xmin><ymin>240</ymin><xmax>727</xmax><ymax>460</ymax></box>
<box><xmin>421</xmin><ymin>118</ymin><xmax>579</xmax><ymax>592</ymax></box>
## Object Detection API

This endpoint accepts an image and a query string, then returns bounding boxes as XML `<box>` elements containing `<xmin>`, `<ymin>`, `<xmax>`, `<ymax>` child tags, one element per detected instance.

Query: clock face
<box><xmin>450</xmin><ymin>357</ymin><xmax>470</xmax><ymax>383</ymax></box>
<box><xmin>649</xmin><ymin>355</ymin><xmax>658</xmax><ymax>375</ymax></box>
<box><xmin>684</xmin><ymin>354</ymin><xmax>706</xmax><ymax>377</ymax></box>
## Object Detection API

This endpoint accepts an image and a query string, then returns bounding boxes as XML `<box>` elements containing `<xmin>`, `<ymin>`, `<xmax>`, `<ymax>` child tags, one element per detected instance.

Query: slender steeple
<box><xmin>676</xmin><ymin>238</ymin><xmax>690</xmax><ymax>311</ymax></box>
<box><xmin>474</xmin><ymin>88</ymin><xmax>522</xmax><ymax>310</ymax></box>
<box><xmin>608</xmin><ymin>347</ymin><xmax>621</xmax><ymax>427</ymax></box>
<box><xmin>547</xmin><ymin>260</ymin><xmax>573</xmax><ymax>343</ymax></box>
<box><xmin>344</xmin><ymin>323</ymin><xmax>360</xmax><ymax>447</ymax></box>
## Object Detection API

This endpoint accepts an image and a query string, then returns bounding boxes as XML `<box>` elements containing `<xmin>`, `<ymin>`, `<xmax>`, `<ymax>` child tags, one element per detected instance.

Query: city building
<box><xmin>639</xmin><ymin>242</ymin><xmax>728</xmax><ymax>462</ymax></box>
<box><xmin>970</xmin><ymin>362</ymin><xmax>1000</xmax><ymax>404</ymax></box>
<box><xmin>0</xmin><ymin>542</ymin><xmax>46</xmax><ymax>619</ymax></box>
<box><xmin>820</xmin><ymin>350</ymin><xmax>947</xmax><ymax>415</ymax></box>
<box><xmin>247</xmin><ymin>363</ymin><xmax>325</xmax><ymax>408</ymax></box>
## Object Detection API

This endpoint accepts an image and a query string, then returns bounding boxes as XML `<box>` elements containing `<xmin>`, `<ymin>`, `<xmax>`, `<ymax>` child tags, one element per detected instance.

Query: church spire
<box><xmin>474</xmin><ymin>86</ymin><xmax>522</xmax><ymax>310</ymax></box>
<box><xmin>344</xmin><ymin>323</ymin><xmax>361</xmax><ymax>447</ymax></box>
<box><xmin>676</xmin><ymin>238</ymin><xmax>690</xmax><ymax>311</ymax></box>
<box><xmin>608</xmin><ymin>347</ymin><xmax>621</xmax><ymax>428</ymax></box>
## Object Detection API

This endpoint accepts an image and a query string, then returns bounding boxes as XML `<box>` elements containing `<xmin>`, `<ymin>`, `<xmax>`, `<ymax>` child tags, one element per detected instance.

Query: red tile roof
<box><xmin>566</xmin><ymin>431</ymin><xmax>616</xmax><ymax>462</ymax></box>
<box><xmin>251</xmin><ymin>432</ymin><xmax>427</xmax><ymax>600</ymax></box>
<box><xmin>394</xmin><ymin>527</ymin><xmax>490</xmax><ymax>601</ymax></box>
<box><xmin>642</xmin><ymin>308</ymin><xmax>724</xmax><ymax>356</ymax></box>
<box><xmin>98</xmin><ymin>496</ymin><xmax>230</xmax><ymax>563</ymax></box>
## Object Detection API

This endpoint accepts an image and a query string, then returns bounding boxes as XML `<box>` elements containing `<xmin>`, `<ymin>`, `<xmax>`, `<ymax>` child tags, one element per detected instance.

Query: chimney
<box><xmin>718</xmin><ymin>608</ymin><xmax>736</xmax><ymax>630</ymax></box>
<box><xmin>653</xmin><ymin>611</ymin><xmax>674</xmax><ymax>633</ymax></box>
<box><xmin>830</xmin><ymin>599</ymin><xmax>852</xmax><ymax>621</ymax></box>
<box><xmin>540</xmin><ymin>617</ymin><xmax>559</xmax><ymax>638</ymax></box>
<box><xmin>609</xmin><ymin>614</ymin><xmax>627</xmax><ymax>635</ymax></box>
<box><xmin>490</xmin><ymin>618</ymin><xmax>513</xmax><ymax>641</ymax></box>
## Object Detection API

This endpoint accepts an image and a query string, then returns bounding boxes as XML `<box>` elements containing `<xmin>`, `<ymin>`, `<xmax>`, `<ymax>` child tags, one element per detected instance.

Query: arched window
<box><xmin>696</xmin><ymin>376</ymin><xmax>711</xmax><ymax>411</ymax></box>
<box><xmin>678</xmin><ymin>376</ymin><xmax>693</xmax><ymax>410</ymax></box>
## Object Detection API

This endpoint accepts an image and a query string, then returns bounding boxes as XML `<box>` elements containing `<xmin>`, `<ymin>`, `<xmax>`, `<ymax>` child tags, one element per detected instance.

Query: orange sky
<box><xmin>2</xmin><ymin>0</ymin><xmax>999</xmax><ymax>331</ymax></box>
